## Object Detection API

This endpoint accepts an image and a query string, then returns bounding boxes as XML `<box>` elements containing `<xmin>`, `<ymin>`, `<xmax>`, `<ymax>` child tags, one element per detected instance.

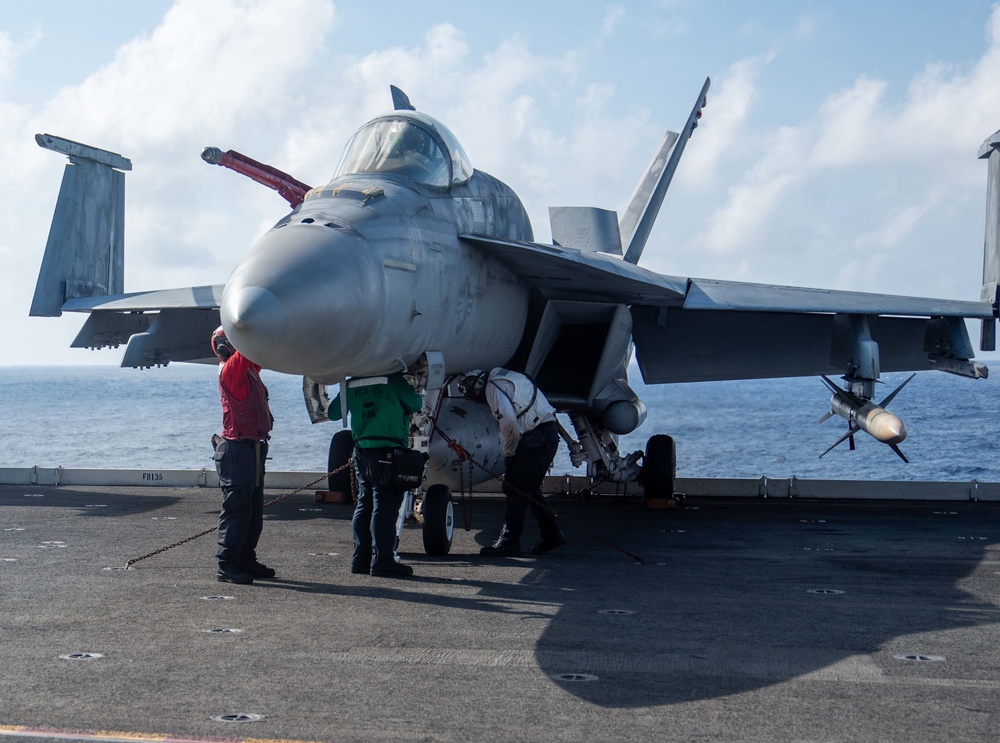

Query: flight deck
<box><xmin>1</xmin><ymin>480</ymin><xmax>998</xmax><ymax>742</ymax></box>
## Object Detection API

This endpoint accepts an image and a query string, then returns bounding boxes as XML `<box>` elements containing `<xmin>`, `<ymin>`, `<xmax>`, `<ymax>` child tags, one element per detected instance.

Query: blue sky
<box><xmin>2</xmin><ymin>1</ymin><xmax>1000</xmax><ymax>365</ymax></box>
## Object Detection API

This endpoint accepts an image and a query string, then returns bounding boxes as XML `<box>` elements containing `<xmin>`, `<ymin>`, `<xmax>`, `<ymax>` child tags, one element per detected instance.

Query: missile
<box><xmin>818</xmin><ymin>374</ymin><xmax>915</xmax><ymax>462</ymax></box>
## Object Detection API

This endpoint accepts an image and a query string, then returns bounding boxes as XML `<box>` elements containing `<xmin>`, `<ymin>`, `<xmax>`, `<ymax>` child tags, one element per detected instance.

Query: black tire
<box><xmin>422</xmin><ymin>484</ymin><xmax>454</xmax><ymax>556</ymax></box>
<box><xmin>640</xmin><ymin>434</ymin><xmax>675</xmax><ymax>500</ymax></box>
<box><xmin>327</xmin><ymin>430</ymin><xmax>355</xmax><ymax>493</ymax></box>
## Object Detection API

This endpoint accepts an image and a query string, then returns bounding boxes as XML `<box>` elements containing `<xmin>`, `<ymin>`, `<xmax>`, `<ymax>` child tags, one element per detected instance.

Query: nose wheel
<box><xmin>419</xmin><ymin>484</ymin><xmax>454</xmax><ymax>556</ymax></box>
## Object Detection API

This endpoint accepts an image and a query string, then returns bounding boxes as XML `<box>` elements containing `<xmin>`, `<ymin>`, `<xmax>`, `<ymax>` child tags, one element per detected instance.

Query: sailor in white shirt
<box><xmin>460</xmin><ymin>368</ymin><xmax>567</xmax><ymax>557</ymax></box>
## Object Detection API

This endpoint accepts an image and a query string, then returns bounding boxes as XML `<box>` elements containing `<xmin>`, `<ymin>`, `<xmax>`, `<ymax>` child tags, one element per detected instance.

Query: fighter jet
<box><xmin>29</xmin><ymin>80</ymin><xmax>1000</xmax><ymax>554</ymax></box>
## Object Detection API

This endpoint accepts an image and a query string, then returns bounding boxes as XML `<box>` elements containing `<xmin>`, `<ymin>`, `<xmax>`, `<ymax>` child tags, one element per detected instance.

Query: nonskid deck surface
<box><xmin>1</xmin><ymin>483</ymin><xmax>999</xmax><ymax>742</ymax></box>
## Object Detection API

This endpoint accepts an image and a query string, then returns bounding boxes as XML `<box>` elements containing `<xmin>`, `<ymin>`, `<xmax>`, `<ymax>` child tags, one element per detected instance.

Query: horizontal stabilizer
<box><xmin>61</xmin><ymin>285</ymin><xmax>224</xmax><ymax>313</ymax></box>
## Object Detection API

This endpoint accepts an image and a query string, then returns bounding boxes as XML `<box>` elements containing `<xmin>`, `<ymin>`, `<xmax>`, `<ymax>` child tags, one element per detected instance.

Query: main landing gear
<box><xmin>639</xmin><ymin>434</ymin><xmax>678</xmax><ymax>509</ymax></box>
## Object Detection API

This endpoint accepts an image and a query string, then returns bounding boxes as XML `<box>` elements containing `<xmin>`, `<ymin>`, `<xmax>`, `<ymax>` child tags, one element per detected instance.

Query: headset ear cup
<box><xmin>211</xmin><ymin>326</ymin><xmax>234</xmax><ymax>361</ymax></box>
<box><xmin>474</xmin><ymin>371</ymin><xmax>488</xmax><ymax>394</ymax></box>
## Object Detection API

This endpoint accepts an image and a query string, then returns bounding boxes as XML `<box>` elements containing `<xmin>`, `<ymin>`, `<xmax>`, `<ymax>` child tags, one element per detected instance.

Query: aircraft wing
<box><xmin>64</xmin><ymin>285</ymin><xmax>223</xmax><ymax>368</ymax></box>
<box><xmin>459</xmin><ymin>234</ymin><xmax>688</xmax><ymax>304</ymax></box>
<box><xmin>462</xmin><ymin>233</ymin><xmax>994</xmax><ymax>384</ymax></box>
<box><xmin>683</xmin><ymin>278</ymin><xmax>992</xmax><ymax>317</ymax></box>
<box><xmin>463</xmin><ymin>233</ymin><xmax>991</xmax><ymax>317</ymax></box>
<box><xmin>646</xmin><ymin>278</ymin><xmax>993</xmax><ymax>383</ymax></box>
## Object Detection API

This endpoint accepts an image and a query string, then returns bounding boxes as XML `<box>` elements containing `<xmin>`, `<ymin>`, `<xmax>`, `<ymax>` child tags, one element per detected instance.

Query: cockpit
<box><xmin>334</xmin><ymin>111</ymin><xmax>474</xmax><ymax>188</ymax></box>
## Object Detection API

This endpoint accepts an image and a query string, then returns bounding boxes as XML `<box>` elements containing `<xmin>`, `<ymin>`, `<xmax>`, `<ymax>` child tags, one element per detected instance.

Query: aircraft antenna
<box><xmin>391</xmin><ymin>85</ymin><xmax>416</xmax><ymax>111</ymax></box>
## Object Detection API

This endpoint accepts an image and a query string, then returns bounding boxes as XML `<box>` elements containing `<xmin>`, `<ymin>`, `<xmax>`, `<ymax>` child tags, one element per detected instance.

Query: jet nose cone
<box><xmin>221</xmin><ymin>224</ymin><xmax>384</xmax><ymax>377</ymax></box>
<box><xmin>226</xmin><ymin>285</ymin><xmax>282</xmax><ymax>334</ymax></box>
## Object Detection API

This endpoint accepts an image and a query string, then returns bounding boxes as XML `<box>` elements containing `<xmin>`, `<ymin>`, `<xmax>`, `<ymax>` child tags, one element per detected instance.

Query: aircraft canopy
<box><xmin>334</xmin><ymin>111</ymin><xmax>474</xmax><ymax>188</ymax></box>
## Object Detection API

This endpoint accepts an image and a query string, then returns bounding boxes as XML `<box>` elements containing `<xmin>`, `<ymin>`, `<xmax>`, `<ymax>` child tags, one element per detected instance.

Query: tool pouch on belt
<box><xmin>387</xmin><ymin>448</ymin><xmax>428</xmax><ymax>489</ymax></box>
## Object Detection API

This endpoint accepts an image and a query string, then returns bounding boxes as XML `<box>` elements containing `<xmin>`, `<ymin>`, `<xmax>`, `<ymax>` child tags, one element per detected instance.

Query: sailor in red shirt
<box><xmin>212</xmin><ymin>326</ymin><xmax>275</xmax><ymax>585</ymax></box>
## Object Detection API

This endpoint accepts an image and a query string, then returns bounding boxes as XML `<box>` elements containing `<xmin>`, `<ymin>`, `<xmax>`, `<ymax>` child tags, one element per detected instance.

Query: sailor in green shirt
<box><xmin>330</xmin><ymin>372</ymin><xmax>422</xmax><ymax>577</ymax></box>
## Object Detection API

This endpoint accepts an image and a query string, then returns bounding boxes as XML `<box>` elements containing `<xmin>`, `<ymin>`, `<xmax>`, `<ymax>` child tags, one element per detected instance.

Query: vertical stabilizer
<box><xmin>621</xmin><ymin>77</ymin><xmax>709</xmax><ymax>265</ymax></box>
<box><xmin>978</xmin><ymin>130</ymin><xmax>1000</xmax><ymax>350</ymax></box>
<box><xmin>30</xmin><ymin>134</ymin><xmax>132</xmax><ymax>317</ymax></box>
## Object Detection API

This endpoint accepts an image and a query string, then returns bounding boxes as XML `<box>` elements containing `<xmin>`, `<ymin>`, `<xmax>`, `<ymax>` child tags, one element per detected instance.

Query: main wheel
<box><xmin>640</xmin><ymin>434</ymin><xmax>675</xmax><ymax>501</ymax></box>
<box><xmin>421</xmin><ymin>484</ymin><xmax>454</xmax><ymax>556</ymax></box>
<box><xmin>327</xmin><ymin>430</ymin><xmax>355</xmax><ymax>494</ymax></box>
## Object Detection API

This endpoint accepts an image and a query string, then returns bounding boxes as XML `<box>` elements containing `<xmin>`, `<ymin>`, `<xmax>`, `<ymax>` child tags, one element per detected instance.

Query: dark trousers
<box><xmin>215</xmin><ymin>438</ymin><xmax>267</xmax><ymax>568</ymax></box>
<box><xmin>352</xmin><ymin>447</ymin><xmax>405</xmax><ymax>569</ymax></box>
<box><xmin>500</xmin><ymin>422</ymin><xmax>561</xmax><ymax>543</ymax></box>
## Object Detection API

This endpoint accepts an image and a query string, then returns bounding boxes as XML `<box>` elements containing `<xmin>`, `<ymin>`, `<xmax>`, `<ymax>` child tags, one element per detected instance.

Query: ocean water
<box><xmin>1</xmin><ymin>365</ymin><xmax>997</xmax><ymax>481</ymax></box>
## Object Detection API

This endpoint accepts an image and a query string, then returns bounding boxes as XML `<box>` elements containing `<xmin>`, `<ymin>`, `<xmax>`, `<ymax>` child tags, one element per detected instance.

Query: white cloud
<box><xmin>695</xmin><ymin>125</ymin><xmax>806</xmax><ymax>257</ymax></box>
<box><xmin>807</xmin><ymin>76</ymin><xmax>888</xmax><ymax>169</ymax></box>
<box><xmin>40</xmin><ymin>0</ymin><xmax>336</xmax><ymax>150</ymax></box>
<box><xmin>683</xmin><ymin>3</ymin><xmax>1000</xmax><ymax>290</ymax></box>
<box><xmin>854</xmin><ymin>200</ymin><xmax>931</xmax><ymax>251</ymax></box>
<box><xmin>681</xmin><ymin>53</ymin><xmax>772</xmax><ymax>188</ymax></box>
<box><xmin>0</xmin><ymin>31</ymin><xmax>17</xmax><ymax>81</ymax></box>
<box><xmin>601</xmin><ymin>6</ymin><xmax>626</xmax><ymax>39</ymax></box>
<box><xmin>0</xmin><ymin>25</ymin><xmax>41</xmax><ymax>82</ymax></box>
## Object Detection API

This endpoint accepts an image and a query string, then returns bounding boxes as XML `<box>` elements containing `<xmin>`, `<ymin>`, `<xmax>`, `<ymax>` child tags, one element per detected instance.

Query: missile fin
<box><xmin>889</xmin><ymin>443</ymin><xmax>909</xmax><ymax>463</ymax></box>
<box><xmin>820</xmin><ymin>375</ymin><xmax>841</xmax><ymax>394</ymax></box>
<box><xmin>877</xmin><ymin>373</ymin><xmax>916</xmax><ymax>408</ymax></box>
<box><xmin>819</xmin><ymin>425</ymin><xmax>861</xmax><ymax>458</ymax></box>
<box><xmin>818</xmin><ymin>411</ymin><xmax>835</xmax><ymax>424</ymax></box>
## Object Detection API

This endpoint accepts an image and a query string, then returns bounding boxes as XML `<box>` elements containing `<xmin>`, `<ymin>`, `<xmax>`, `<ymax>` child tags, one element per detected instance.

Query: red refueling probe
<box><xmin>201</xmin><ymin>146</ymin><xmax>312</xmax><ymax>208</ymax></box>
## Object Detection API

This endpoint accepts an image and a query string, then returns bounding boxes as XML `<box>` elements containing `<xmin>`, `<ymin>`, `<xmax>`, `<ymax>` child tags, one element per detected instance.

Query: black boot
<box><xmin>480</xmin><ymin>537</ymin><xmax>522</xmax><ymax>557</ymax></box>
<box><xmin>530</xmin><ymin>531</ymin><xmax>567</xmax><ymax>555</ymax></box>
<box><xmin>217</xmin><ymin>565</ymin><xmax>253</xmax><ymax>584</ymax></box>
<box><xmin>241</xmin><ymin>560</ymin><xmax>276</xmax><ymax>579</ymax></box>
<box><xmin>370</xmin><ymin>561</ymin><xmax>414</xmax><ymax>577</ymax></box>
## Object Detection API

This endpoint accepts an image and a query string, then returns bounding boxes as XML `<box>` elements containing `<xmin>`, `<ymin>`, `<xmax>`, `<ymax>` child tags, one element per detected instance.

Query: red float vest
<box><xmin>219</xmin><ymin>367</ymin><xmax>273</xmax><ymax>441</ymax></box>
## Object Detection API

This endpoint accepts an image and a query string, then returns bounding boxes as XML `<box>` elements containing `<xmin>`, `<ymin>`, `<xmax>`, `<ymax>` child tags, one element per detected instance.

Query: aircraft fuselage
<box><xmin>221</xmin><ymin>170</ymin><xmax>534</xmax><ymax>383</ymax></box>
